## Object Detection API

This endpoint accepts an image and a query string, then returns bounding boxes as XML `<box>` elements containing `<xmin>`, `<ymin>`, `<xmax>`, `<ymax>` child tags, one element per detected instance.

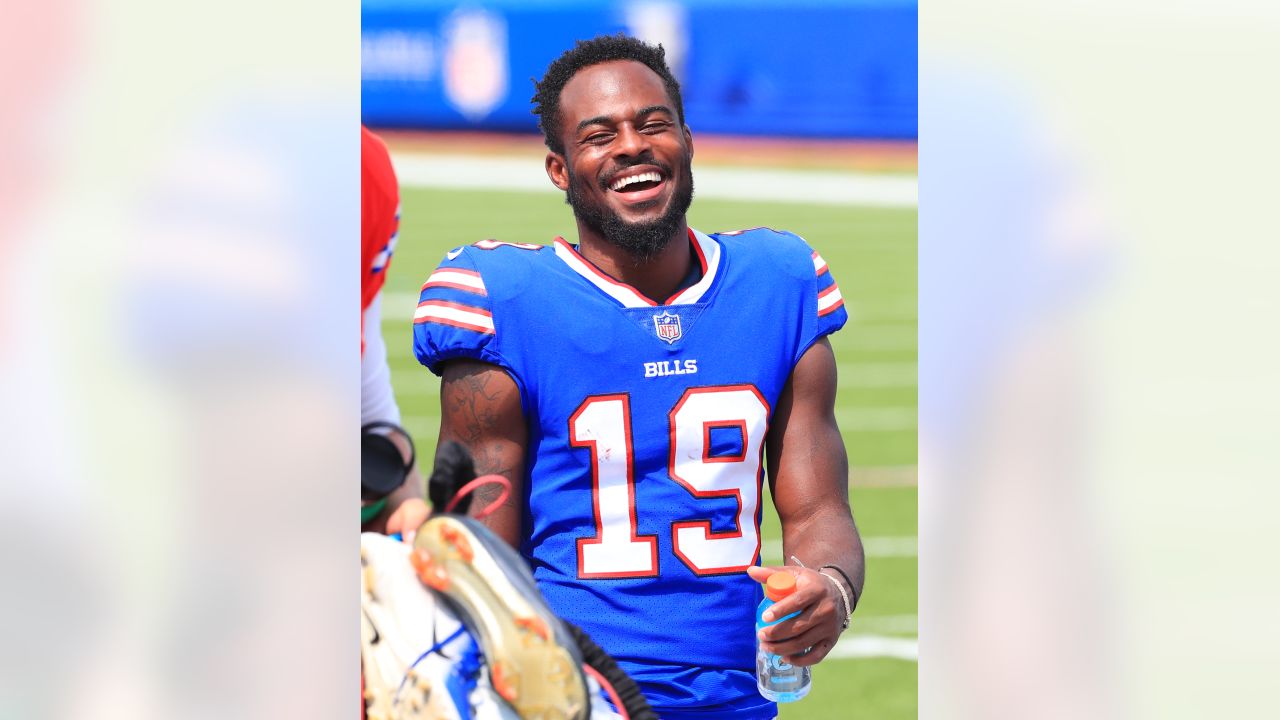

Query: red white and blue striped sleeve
<box><xmin>412</xmin><ymin>248</ymin><xmax>501</xmax><ymax>375</ymax></box>
<box><xmin>810</xmin><ymin>247</ymin><xmax>848</xmax><ymax>337</ymax></box>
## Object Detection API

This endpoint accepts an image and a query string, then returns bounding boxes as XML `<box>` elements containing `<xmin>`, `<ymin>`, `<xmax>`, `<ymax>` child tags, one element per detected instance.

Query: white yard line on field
<box><xmin>831</xmin><ymin>635</ymin><xmax>918</xmax><ymax>662</ymax></box>
<box><xmin>392</xmin><ymin>152</ymin><xmax>918</xmax><ymax>208</ymax></box>
<box><xmin>383</xmin><ymin>292</ymin><xmax>424</xmax><ymax>321</ymax></box>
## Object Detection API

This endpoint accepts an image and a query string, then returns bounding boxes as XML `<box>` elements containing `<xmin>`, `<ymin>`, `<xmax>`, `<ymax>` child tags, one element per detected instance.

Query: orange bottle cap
<box><xmin>764</xmin><ymin>572</ymin><xmax>797</xmax><ymax>601</ymax></box>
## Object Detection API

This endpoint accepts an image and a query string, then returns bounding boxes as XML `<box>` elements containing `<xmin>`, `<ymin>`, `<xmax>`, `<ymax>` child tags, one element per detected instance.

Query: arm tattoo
<box><xmin>441</xmin><ymin>363</ymin><xmax>519</xmax><ymax>478</ymax></box>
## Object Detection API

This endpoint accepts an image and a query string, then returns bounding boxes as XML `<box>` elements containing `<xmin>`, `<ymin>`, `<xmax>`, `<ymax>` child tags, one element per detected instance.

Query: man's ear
<box><xmin>546</xmin><ymin>152</ymin><xmax>570</xmax><ymax>191</ymax></box>
<box><xmin>683</xmin><ymin>125</ymin><xmax>694</xmax><ymax>157</ymax></box>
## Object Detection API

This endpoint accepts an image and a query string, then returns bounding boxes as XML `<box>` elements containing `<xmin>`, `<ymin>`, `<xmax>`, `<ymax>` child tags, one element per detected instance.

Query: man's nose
<box><xmin>613</xmin><ymin>123</ymin><xmax>650</xmax><ymax>159</ymax></box>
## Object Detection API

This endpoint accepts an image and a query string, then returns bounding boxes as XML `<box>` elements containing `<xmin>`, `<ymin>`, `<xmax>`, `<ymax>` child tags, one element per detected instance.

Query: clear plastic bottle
<box><xmin>755</xmin><ymin>572</ymin><xmax>812</xmax><ymax>703</ymax></box>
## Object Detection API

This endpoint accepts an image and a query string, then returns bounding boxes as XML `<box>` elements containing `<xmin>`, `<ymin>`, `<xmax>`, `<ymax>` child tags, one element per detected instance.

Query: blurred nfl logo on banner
<box><xmin>442</xmin><ymin>7</ymin><xmax>508</xmax><ymax>121</ymax></box>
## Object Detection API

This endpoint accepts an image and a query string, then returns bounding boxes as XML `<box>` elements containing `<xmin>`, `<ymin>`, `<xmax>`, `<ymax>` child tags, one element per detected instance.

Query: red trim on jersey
<box><xmin>812</xmin><ymin>250</ymin><xmax>830</xmax><ymax>277</ymax></box>
<box><xmin>415</xmin><ymin>299</ymin><xmax>492</xmax><ymax>316</ymax></box>
<box><xmin>474</xmin><ymin>239</ymin><xmax>544</xmax><ymax>251</ymax></box>
<box><xmin>362</xmin><ymin>127</ymin><xmax>399</xmax><ymax>312</ymax></box>
<box><xmin>667</xmin><ymin>385</ymin><xmax>768</xmax><ymax>576</ymax></box>
<box><xmin>701</xmin><ymin>420</ymin><xmax>748</xmax><ymax>464</ymax></box>
<box><xmin>419</xmin><ymin>266</ymin><xmax>483</xmax><ymax>288</ymax></box>
<box><xmin>717</xmin><ymin>226</ymin><xmax>768</xmax><ymax>237</ymax></box>
<box><xmin>817</xmin><ymin>283</ymin><xmax>845</xmax><ymax>317</ymax></box>
<box><xmin>817</xmin><ymin>298</ymin><xmax>845</xmax><ymax>317</ymax></box>
<box><xmin>437</xmin><ymin>268</ymin><xmax>482</xmax><ymax>278</ymax></box>
<box><xmin>554</xmin><ymin>238</ymin><xmax>659</xmax><ymax>307</ymax></box>
<box><xmin>571</xmin><ymin>394</ymin><xmax>659</xmax><ymax>579</ymax></box>
<box><xmin>413</xmin><ymin>300</ymin><xmax>495</xmax><ymax>334</ymax></box>
<box><xmin>422</xmin><ymin>269</ymin><xmax>486</xmax><ymax>295</ymax></box>
<box><xmin>421</xmin><ymin>280</ymin><xmax>488</xmax><ymax>295</ymax></box>
<box><xmin>413</xmin><ymin>316</ymin><xmax>495</xmax><ymax>334</ymax></box>
<box><xmin>555</xmin><ymin>230</ymin><xmax>706</xmax><ymax>307</ymax></box>
<box><xmin>662</xmin><ymin>228</ymin><xmax>707</xmax><ymax>305</ymax></box>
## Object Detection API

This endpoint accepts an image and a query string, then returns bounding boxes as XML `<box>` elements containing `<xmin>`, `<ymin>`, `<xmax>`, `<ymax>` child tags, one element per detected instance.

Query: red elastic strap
<box><xmin>444</xmin><ymin>474</ymin><xmax>512</xmax><ymax>518</ymax></box>
<box><xmin>583</xmin><ymin>663</ymin><xmax>630</xmax><ymax>720</ymax></box>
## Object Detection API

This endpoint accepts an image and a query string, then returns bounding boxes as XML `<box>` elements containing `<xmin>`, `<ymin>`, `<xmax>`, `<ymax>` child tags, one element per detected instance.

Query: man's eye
<box><xmin>642</xmin><ymin>122</ymin><xmax>671</xmax><ymax>133</ymax></box>
<box><xmin>584</xmin><ymin>132</ymin><xmax>614</xmax><ymax>145</ymax></box>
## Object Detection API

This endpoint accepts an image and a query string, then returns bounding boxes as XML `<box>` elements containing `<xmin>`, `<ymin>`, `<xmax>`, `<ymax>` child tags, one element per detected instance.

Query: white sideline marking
<box><xmin>400</xmin><ymin>414</ymin><xmax>440</xmax><ymax>436</ymax></box>
<box><xmin>831</xmin><ymin>635</ymin><xmax>918</xmax><ymax>662</ymax></box>
<box><xmin>762</xmin><ymin>536</ymin><xmax>916</xmax><ymax>561</ymax></box>
<box><xmin>392</xmin><ymin>152</ymin><xmax>918</xmax><ymax>208</ymax></box>
<box><xmin>383</xmin><ymin>292</ymin><xmax>425</xmax><ymax>321</ymax></box>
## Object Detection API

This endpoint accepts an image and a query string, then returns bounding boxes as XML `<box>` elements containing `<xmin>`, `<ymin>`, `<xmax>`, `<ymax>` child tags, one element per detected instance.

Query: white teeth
<box><xmin>610</xmin><ymin>171</ymin><xmax>662</xmax><ymax>191</ymax></box>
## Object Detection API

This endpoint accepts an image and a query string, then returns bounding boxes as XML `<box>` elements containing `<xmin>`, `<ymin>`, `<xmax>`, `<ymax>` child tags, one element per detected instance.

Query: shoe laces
<box><xmin>393</xmin><ymin>625</ymin><xmax>467</xmax><ymax>708</ymax></box>
<box><xmin>445</xmin><ymin>635</ymin><xmax>484</xmax><ymax>716</ymax></box>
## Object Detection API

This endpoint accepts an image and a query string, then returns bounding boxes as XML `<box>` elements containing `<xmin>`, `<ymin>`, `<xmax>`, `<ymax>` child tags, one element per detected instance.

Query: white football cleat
<box><xmin>361</xmin><ymin>531</ymin><xmax>483</xmax><ymax>720</ymax></box>
<box><xmin>363</xmin><ymin>524</ymin><xmax>638</xmax><ymax>720</ymax></box>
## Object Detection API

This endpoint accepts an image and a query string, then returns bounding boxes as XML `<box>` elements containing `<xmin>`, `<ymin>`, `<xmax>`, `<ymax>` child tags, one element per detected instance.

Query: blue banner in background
<box><xmin>362</xmin><ymin>0</ymin><xmax>917</xmax><ymax>139</ymax></box>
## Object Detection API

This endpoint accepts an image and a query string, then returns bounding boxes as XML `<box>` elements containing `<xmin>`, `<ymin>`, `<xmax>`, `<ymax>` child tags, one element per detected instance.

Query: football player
<box><xmin>362</xmin><ymin>125</ymin><xmax>429</xmax><ymax>537</ymax></box>
<box><xmin>362</xmin><ymin>127</ymin><xmax>652</xmax><ymax>720</ymax></box>
<box><xmin>413</xmin><ymin>35</ymin><xmax>866</xmax><ymax>718</ymax></box>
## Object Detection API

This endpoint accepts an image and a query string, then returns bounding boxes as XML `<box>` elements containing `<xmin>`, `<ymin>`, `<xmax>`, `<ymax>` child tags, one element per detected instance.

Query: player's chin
<box><xmin>609</xmin><ymin>194</ymin><xmax>667</xmax><ymax>222</ymax></box>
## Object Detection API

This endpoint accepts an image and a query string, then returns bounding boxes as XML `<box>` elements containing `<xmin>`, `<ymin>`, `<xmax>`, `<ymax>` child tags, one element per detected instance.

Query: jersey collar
<box><xmin>553</xmin><ymin>228</ymin><xmax>722</xmax><ymax>308</ymax></box>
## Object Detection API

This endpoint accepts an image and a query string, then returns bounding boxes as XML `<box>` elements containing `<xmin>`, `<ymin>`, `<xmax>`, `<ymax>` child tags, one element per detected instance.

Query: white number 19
<box><xmin>569</xmin><ymin>385</ymin><xmax>769</xmax><ymax>579</ymax></box>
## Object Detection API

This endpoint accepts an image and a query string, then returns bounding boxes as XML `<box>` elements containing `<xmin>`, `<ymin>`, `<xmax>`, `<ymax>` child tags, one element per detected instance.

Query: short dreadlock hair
<box><xmin>532</xmin><ymin>34</ymin><xmax>685</xmax><ymax>156</ymax></box>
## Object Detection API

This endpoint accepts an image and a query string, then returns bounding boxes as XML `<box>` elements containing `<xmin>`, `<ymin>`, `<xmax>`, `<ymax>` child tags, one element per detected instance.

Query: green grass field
<box><xmin>381</xmin><ymin>183</ymin><xmax>917</xmax><ymax>719</ymax></box>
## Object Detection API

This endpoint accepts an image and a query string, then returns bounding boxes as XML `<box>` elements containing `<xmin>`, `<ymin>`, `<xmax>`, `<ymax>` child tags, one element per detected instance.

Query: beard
<box><xmin>565</xmin><ymin>153</ymin><xmax>695</xmax><ymax>263</ymax></box>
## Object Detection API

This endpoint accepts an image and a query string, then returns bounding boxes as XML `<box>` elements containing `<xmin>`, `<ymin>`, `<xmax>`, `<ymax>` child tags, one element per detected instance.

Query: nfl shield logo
<box><xmin>653</xmin><ymin>311</ymin><xmax>682</xmax><ymax>344</ymax></box>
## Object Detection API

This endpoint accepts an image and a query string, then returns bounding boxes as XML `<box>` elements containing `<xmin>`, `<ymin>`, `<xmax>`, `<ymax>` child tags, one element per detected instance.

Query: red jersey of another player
<box><xmin>361</xmin><ymin>126</ymin><xmax>399</xmax><ymax>351</ymax></box>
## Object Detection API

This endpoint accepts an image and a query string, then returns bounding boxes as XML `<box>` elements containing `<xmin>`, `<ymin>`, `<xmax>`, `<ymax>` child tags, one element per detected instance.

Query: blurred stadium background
<box><xmin>363</xmin><ymin>1</ymin><xmax>917</xmax><ymax>717</ymax></box>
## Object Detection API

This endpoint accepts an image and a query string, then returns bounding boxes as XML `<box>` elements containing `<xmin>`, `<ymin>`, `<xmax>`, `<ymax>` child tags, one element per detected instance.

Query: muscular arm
<box><xmin>752</xmin><ymin>336</ymin><xmax>865</xmax><ymax>665</ymax></box>
<box><xmin>438</xmin><ymin>359</ymin><xmax>528</xmax><ymax>547</ymax></box>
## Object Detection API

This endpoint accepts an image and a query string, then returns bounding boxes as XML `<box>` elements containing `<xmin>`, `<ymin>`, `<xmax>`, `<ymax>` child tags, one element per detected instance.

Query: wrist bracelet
<box><xmin>820</xmin><ymin>563</ymin><xmax>858</xmax><ymax>611</ymax></box>
<box><xmin>819</xmin><ymin>570</ymin><xmax>852</xmax><ymax>630</ymax></box>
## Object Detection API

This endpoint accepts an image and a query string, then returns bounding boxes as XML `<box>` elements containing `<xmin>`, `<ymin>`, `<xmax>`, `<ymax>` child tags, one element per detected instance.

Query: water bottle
<box><xmin>755</xmin><ymin>572</ymin><xmax>812</xmax><ymax>702</ymax></box>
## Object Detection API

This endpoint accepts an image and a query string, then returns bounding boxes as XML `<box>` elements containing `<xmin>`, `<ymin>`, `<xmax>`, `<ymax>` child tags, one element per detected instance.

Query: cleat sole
<box><xmin>414</xmin><ymin>516</ymin><xmax>589</xmax><ymax>720</ymax></box>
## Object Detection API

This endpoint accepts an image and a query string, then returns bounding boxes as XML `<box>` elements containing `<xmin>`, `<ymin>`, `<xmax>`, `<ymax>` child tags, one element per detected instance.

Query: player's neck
<box><xmin>575</xmin><ymin>222</ymin><xmax>695</xmax><ymax>304</ymax></box>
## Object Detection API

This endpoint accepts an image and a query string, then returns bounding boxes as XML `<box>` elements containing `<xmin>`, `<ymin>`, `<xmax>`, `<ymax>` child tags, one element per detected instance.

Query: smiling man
<box><xmin>412</xmin><ymin>34</ymin><xmax>865</xmax><ymax>719</ymax></box>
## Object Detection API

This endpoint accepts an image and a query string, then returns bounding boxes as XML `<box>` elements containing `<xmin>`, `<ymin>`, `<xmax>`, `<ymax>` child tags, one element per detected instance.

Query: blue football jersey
<box><xmin>414</xmin><ymin>228</ymin><xmax>847</xmax><ymax>718</ymax></box>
